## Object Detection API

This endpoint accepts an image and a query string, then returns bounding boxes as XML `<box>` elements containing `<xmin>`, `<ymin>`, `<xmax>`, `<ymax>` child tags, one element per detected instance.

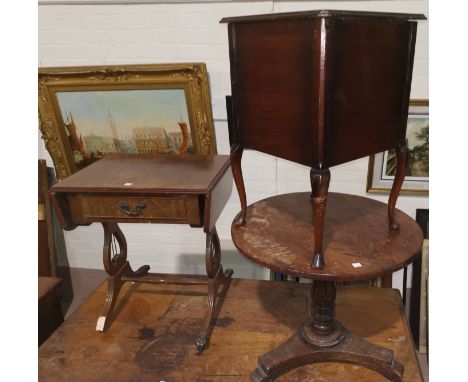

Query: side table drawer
<box><xmin>68</xmin><ymin>195</ymin><xmax>201</xmax><ymax>224</ymax></box>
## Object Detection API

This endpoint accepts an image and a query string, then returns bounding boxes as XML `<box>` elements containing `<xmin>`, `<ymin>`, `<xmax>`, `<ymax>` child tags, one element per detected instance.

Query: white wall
<box><xmin>38</xmin><ymin>0</ymin><xmax>429</xmax><ymax>289</ymax></box>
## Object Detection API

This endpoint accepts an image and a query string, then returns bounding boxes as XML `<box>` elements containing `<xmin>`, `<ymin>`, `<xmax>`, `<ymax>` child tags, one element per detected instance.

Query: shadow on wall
<box><xmin>178</xmin><ymin>242</ymin><xmax>269</xmax><ymax>280</ymax></box>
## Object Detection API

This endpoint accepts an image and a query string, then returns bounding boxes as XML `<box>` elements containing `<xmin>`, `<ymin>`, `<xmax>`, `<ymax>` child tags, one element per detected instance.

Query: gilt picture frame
<box><xmin>366</xmin><ymin>99</ymin><xmax>429</xmax><ymax>195</ymax></box>
<box><xmin>39</xmin><ymin>63</ymin><xmax>217</xmax><ymax>180</ymax></box>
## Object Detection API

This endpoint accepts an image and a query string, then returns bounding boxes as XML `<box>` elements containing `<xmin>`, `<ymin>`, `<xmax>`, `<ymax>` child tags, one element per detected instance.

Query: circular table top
<box><xmin>231</xmin><ymin>192</ymin><xmax>423</xmax><ymax>281</ymax></box>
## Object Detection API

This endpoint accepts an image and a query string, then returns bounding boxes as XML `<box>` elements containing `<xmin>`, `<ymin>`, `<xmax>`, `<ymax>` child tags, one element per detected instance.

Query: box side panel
<box><xmin>230</xmin><ymin>20</ymin><xmax>320</xmax><ymax>166</ymax></box>
<box><xmin>324</xmin><ymin>19</ymin><xmax>416</xmax><ymax>167</ymax></box>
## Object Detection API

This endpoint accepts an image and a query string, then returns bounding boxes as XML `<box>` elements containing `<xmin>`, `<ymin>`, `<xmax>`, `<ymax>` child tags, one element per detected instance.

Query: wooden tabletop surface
<box><xmin>232</xmin><ymin>192</ymin><xmax>423</xmax><ymax>281</ymax></box>
<box><xmin>51</xmin><ymin>154</ymin><xmax>231</xmax><ymax>194</ymax></box>
<box><xmin>39</xmin><ymin>279</ymin><xmax>422</xmax><ymax>381</ymax></box>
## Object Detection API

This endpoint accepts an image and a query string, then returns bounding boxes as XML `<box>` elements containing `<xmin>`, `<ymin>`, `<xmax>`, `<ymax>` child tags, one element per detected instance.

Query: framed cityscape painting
<box><xmin>39</xmin><ymin>63</ymin><xmax>216</xmax><ymax>180</ymax></box>
<box><xmin>366</xmin><ymin>100</ymin><xmax>429</xmax><ymax>195</ymax></box>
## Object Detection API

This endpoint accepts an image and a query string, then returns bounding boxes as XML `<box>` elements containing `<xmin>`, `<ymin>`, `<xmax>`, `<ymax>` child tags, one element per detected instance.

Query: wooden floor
<box><xmin>39</xmin><ymin>277</ymin><xmax>423</xmax><ymax>381</ymax></box>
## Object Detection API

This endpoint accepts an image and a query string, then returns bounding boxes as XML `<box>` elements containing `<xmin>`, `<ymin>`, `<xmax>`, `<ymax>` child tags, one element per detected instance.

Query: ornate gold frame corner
<box><xmin>38</xmin><ymin>63</ymin><xmax>217</xmax><ymax>180</ymax></box>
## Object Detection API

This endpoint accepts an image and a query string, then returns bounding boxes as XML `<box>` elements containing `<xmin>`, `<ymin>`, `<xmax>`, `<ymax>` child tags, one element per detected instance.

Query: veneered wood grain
<box><xmin>51</xmin><ymin>154</ymin><xmax>231</xmax><ymax>194</ymax></box>
<box><xmin>67</xmin><ymin>194</ymin><xmax>200</xmax><ymax>225</ymax></box>
<box><xmin>39</xmin><ymin>279</ymin><xmax>422</xmax><ymax>381</ymax></box>
<box><xmin>229</xmin><ymin>19</ymin><xmax>319</xmax><ymax>166</ymax></box>
<box><xmin>231</xmin><ymin>192</ymin><xmax>423</xmax><ymax>281</ymax></box>
<box><xmin>323</xmin><ymin>19</ymin><xmax>417</xmax><ymax>167</ymax></box>
<box><xmin>204</xmin><ymin>167</ymin><xmax>234</xmax><ymax>232</ymax></box>
<box><xmin>50</xmin><ymin>154</ymin><xmax>231</xmax><ymax>230</ymax></box>
<box><xmin>224</xmin><ymin>10</ymin><xmax>425</xmax><ymax>168</ymax></box>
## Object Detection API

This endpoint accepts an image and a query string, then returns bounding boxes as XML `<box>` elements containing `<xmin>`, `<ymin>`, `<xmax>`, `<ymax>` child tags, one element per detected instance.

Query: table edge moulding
<box><xmin>221</xmin><ymin>9</ymin><xmax>426</xmax><ymax>382</ymax></box>
<box><xmin>50</xmin><ymin>153</ymin><xmax>234</xmax><ymax>355</ymax></box>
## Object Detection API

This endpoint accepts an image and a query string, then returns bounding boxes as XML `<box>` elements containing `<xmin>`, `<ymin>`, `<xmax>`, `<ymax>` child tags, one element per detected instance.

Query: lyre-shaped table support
<box><xmin>96</xmin><ymin>222</ymin><xmax>150</xmax><ymax>332</ymax></box>
<box><xmin>97</xmin><ymin>222</ymin><xmax>233</xmax><ymax>355</ymax></box>
<box><xmin>252</xmin><ymin>281</ymin><xmax>404</xmax><ymax>381</ymax></box>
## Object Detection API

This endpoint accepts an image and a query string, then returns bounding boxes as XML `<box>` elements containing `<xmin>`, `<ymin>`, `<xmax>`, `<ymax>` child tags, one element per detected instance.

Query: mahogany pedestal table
<box><xmin>231</xmin><ymin>192</ymin><xmax>423</xmax><ymax>381</ymax></box>
<box><xmin>50</xmin><ymin>154</ymin><xmax>234</xmax><ymax>354</ymax></box>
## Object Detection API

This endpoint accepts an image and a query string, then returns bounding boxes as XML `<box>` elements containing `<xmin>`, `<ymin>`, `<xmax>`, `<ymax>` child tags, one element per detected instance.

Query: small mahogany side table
<box><xmin>50</xmin><ymin>154</ymin><xmax>233</xmax><ymax>354</ymax></box>
<box><xmin>221</xmin><ymin>9</ymin><xmax>426</xmax><ymax>381</ymax></box>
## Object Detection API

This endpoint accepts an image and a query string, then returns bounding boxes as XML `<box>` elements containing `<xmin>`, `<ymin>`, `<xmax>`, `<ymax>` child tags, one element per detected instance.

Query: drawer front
<box><xmin>68</xmin><ymin>195</ymin><xmax>200</xmax><ymax>224</ymax></box>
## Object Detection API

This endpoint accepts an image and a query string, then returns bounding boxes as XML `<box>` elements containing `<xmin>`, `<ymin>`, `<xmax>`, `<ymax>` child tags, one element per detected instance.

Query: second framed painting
<box><xmin>39</xmin><ymin>63</ymin><xmax>217</xmax><ymax>180</ymax></box>
<box><xmin>367</xmin><ymin>100</ymin><xmax>429</xmax><ymax>195</ymax></box>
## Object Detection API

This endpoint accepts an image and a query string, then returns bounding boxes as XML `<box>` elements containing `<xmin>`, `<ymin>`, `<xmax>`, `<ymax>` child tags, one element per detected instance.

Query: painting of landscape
<box><xmin>56</xmin><ymin>89</ymin><xmax>194</xmax><ymax>169</ymax></box>
<box><xmin>383</xmin><ymin>114</ymin><xmax>429</xmax><ymax>180</ymax></box>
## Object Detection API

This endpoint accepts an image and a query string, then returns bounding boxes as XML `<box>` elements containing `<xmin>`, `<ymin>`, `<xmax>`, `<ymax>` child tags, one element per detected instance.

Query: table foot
<box><xmin>96</xmin><ymin>260</ymin><xmax>150</xmax><ymax>332</ymax></box>
<box><xmin>252</xmin><ymin>326</ymin><xmax>403</xmax><ymax>382</ymax></box>
<box><xmin>195</xmin><ymin>267</ymin><xmax>233</xmax><ymax>355</ymax></box>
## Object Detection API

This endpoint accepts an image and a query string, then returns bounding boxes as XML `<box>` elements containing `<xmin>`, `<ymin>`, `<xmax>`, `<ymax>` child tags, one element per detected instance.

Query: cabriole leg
<box><xmin>231</xmin><ymin>145</ymin><xmax>247</xmax><ymax>225</ymax></box>
<box><xmin>388</xmin><ymin>145</ymin><xmax>408</xmax><ymax>230</ymax></box>
<box><xmin>310</xmin><ymin>168</ymin><xmax>330</xmax><ymax>268</ymax></box>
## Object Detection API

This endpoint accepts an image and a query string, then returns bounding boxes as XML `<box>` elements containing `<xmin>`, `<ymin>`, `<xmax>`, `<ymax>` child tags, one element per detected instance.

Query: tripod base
<box><xmin>252</xmin><ymin>322</ymin><xmax>403</xmax><ymax>382</ymax></box>
<box><xmin>252</xmin><ymin>280</ymin><xmax>403</xmax><ymax>381</ymax></box>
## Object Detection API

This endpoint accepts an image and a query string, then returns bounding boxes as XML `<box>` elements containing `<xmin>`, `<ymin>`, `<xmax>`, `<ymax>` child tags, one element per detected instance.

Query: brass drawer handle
<box><xmin>117</xmin><ymin>201</ymin><xmax>147</xmax><ymax>217</ymax></box>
